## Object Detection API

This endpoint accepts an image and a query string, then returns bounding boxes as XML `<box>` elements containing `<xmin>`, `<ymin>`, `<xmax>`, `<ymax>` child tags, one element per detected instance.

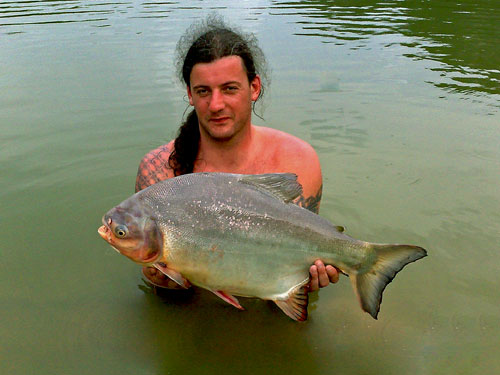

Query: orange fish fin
<box><xmin>274</xmin><ymin>282</ymin><xmax>309</xmax><ymax>321</ymax></box>
<box><xmin>211</xmin><ymin>290</ymin><xmax>245</xmax><ymax>310</ymax></box>
<box><xmin>153</xmin><ymin>263</ymin><xmax>191</xmax><ymax>289</ymax></box>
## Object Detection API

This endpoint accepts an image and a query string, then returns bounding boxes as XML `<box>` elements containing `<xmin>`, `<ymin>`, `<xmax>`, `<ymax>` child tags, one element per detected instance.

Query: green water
<box><xmin>1</xmin><ymin>1</ymin><xmax>499</xmax><ymax>374</ymax></box>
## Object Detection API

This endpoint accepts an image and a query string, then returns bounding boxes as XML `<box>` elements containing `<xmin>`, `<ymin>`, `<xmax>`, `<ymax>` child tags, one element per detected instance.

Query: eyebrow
<box><xmin>192</xmin><ymin>81</ymin><xmax>242</xmax><ymax>90</ymax></box>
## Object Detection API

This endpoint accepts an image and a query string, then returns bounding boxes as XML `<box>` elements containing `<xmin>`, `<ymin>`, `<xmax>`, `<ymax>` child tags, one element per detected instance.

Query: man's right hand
<box><xmin>308</xmin><ymin>260</ymin><xmax>340</xmax><ymax>292</ymax></box>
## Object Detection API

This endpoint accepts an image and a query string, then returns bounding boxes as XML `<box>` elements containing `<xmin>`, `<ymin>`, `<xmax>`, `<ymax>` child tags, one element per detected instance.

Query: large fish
<box><xmin>98</xmin><ymin>173</ymin><xmax>426</xmax><ymax>321</ymax></box>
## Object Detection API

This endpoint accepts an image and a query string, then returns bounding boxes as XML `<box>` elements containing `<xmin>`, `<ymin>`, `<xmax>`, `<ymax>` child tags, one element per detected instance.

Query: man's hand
<box><xmin>142</xmin><ymin>266</ymin><xmax>189</xmax><ymax>290</ymax></box>
<box><xmin>309</xmin><ymin>260</ymin><xmax>339</xmax><ymax>292</ymax></box>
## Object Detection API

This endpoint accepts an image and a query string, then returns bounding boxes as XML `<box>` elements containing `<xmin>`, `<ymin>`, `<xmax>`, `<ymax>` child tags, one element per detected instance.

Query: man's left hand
<box><xmin>309</xmin><ymin>260</ymin><xmax>340</xmax><ymax>292</ymax></box>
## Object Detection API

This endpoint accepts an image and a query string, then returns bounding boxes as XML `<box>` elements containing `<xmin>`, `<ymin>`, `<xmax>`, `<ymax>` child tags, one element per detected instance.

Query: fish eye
<box><xmin>114</xmin><ymin>225</ymin><xmax>128</xmax><ymax>238</ymax></box>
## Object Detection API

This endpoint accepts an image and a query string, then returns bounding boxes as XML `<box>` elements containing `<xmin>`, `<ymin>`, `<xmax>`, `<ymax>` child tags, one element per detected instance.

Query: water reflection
<box><xmin>305</xmin><ymin>116</ymin><xmax>369</xmax><ymax>153</ymax></box>
<box><xmin>3</xmin><ymin>1</ymin><xmax>498</xmax><ymax>104</ymax></box>
<box><xmin>271</xmin><ymin>0</ymin><xmax>500</xmax><ymax>104</ymax></box>
<box><xmin>0</xmin><ymin>0</ymin><xmax>122</xmax><ymax>27</ymax></box>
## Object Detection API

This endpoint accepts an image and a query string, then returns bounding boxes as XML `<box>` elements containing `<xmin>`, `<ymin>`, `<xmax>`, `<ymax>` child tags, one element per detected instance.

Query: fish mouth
<box><xmin>98</xmin><ymin>223</ymin><xmax>107</xmax><ymax>234</ymax></box>
<box><xmin>98</xmin><ymin>216</ymin><xmax>112</xmax><ymax>240</ymax></box>
<box><xmin>98</xmin><ymin>217</ymin><xmax>118</xmax><ymax>248</ymax></box>
<box><xmin>98</xmin><ymin>223</ymin><xmax>110</xmax><ymax>241</ymax></box>
<box><xmin>98</xmin><ymin>222</ymin><xmax>121</xmax><ymax>252</ymax></box>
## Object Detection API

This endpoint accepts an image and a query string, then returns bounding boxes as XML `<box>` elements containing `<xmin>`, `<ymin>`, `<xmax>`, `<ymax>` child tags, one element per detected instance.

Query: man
<box><xmin>136</xmin><ymin>17</ymin><xmax>339</xmax><ymax>292</ymax></box>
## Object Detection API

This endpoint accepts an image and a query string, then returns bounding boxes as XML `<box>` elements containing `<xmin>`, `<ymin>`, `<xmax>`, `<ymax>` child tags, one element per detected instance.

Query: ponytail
<box><xmin>168</xmin><ymin>109</ymin><xmax>200</xmax><ymax>176</ymax></box>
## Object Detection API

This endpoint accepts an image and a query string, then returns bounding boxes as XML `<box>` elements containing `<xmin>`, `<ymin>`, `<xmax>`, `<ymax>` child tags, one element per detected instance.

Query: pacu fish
<box><xmin>98</xmin><ymin>173</ymin><xmax>426</xmax><ymax>321</ymax></box>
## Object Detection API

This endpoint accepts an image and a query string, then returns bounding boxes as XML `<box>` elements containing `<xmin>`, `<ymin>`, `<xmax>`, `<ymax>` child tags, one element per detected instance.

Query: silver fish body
<box><xmin>98</xmin><ymin>173</ymin><xmax>426</xmax><ymax>321</ymax></box>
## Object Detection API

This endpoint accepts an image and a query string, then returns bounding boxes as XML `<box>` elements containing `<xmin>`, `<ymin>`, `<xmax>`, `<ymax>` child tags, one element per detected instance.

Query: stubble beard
<box><xmin>199</xmin><ymin>116</ymin><xmax>249</xmax><ymax>144</ymax></box>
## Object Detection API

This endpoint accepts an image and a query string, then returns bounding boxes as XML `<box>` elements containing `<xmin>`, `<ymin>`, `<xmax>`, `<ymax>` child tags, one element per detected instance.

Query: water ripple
<box><xmin>0</xmin><ymin>0</ymin><xmax>131</xmax><ymax>27</ymax></box>
<box><xmin>271</xmin><ymin>0</ymin><xmax>500</xmax><ymax>106</ymax></box>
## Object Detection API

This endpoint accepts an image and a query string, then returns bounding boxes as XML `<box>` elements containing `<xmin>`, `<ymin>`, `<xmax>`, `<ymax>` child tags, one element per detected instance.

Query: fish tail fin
<box><xmin>352</xmin><ymin>244</ymin><xmax>427</xmax><ymax>319</ymax></box>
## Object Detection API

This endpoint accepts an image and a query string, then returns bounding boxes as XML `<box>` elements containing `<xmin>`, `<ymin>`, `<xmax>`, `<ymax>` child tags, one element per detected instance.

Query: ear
<box><xmin>187</xmin><ymin>86</ymin><xmax>194</xmax><ymax>106</ymax></box>
<box><xmin>250</xmin><ymin>75</ymin><xmax>261</xmax><ymax>101</ymax></box>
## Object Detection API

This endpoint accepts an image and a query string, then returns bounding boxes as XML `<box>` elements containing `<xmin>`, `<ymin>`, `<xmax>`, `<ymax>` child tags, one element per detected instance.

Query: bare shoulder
<box><xmin>135</xmin><ymin>141</ymin><xmax>175</xmax><ymax>192</ymax></box>
<box><xmin>256</xmin><ymin>126</ymin><xmax>323</xmax><ymax>213</ymax></box>
<box><xmin>258</xmin><ymin>127</ymin><xmax>314</xmax><ymax>151</ymax></box>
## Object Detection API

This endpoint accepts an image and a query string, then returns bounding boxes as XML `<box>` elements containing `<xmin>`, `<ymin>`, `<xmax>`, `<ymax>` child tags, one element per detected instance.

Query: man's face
<box><xmin>187</xmin><ymin>56</ymin><xmax>261</xmax><ymax>142</ymax></box>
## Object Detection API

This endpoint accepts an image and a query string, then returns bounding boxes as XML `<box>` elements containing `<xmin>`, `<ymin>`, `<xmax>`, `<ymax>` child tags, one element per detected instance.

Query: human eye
<box><xmin>195</xmin><ymin>88</ymin><xmax>209</xmax><ymax>96</ymax></box>
<box><xmin>223</xmin><ymin>85</ymin><xmax>239</xmax><ymax>94</ymax></box>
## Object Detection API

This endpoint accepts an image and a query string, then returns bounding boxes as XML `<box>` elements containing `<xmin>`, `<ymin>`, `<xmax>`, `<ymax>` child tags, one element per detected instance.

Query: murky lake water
<box><xmin>1</xmin><ymin>1</ymin><xmax>499</xmax><ymax>374</ymax></box>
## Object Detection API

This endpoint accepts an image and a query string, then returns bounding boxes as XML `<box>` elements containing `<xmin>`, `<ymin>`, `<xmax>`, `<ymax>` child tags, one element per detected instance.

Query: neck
<box><xmin>195</xmin><ymin>125</ymin><xmax>258</xmax><ymax>173</ymax></box>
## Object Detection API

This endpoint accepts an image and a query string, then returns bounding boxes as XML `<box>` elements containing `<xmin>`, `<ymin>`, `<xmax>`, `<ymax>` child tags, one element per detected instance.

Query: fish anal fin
<box><xmin>274</xmin><ymin>281</ymin><xmax>309</xmax><ymax>321</ymax></box>
<box><xmin>352</xmin><ymin>244</ymin><xmax>427</xmax><ymax>319</ymax></box>
<box><xmin>153</xmin><ymin>263</ymin><xmax>191</xmax><ymax>289</ymax></box>
<box><xmin>211</xmin><ymin>290</ymin><xmax>244</xmax><ymax>310</ymax></box>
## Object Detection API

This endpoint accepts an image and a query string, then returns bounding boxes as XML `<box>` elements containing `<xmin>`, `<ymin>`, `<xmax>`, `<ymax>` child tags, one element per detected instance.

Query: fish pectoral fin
<box><xmin>273</xmin><ymin>281</ymin><xmax>309</xmax><ymax>322</ymax></box>
<box><xmin>153</xmin><ymin>263</ymin><xmax>191</xmax><ymax>289</ymax></box>
<box><xmin>211</xmin><ymin>290</ymin><xmax>245</xmax><ymax>310</ymax></box>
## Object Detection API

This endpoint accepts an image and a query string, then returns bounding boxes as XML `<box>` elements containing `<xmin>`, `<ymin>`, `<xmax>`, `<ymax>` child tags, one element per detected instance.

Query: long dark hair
<box><xmin>168</xmin><ymin>16</ymin><xmax>268</xmax><ymax>176</ymax></box>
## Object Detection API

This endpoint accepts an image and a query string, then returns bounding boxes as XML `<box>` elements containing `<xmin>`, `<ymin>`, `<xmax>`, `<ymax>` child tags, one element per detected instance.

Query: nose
<box><xmin>208</xmin><ymin>89</ymin><xmax>224</xmax><ymax>112</ymax></box>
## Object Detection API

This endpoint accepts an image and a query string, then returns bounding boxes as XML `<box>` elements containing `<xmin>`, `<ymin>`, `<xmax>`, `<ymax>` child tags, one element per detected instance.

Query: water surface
<box><xmin>1</xmin><ymin>1</ymin><xmax>499</xmax><ymax>374</ymax></box>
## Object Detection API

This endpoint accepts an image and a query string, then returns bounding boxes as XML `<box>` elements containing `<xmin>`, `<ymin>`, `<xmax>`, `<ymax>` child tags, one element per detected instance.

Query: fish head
<box><xmin>98</xmin><ymin>200</ymin><xmax>163</xmax><ymax>265</ymax></box>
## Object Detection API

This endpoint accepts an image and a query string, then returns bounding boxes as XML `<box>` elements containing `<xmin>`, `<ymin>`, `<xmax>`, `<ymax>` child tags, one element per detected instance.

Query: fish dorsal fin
<box><xmin>273</xmin><ymin>280</ymin><xmax>309</xmax><ymax>321</ymax></box>
<box><xmin>239</xmin><ymin>173</ymin><xmax>303</xmax><ymax>203</ymax></box>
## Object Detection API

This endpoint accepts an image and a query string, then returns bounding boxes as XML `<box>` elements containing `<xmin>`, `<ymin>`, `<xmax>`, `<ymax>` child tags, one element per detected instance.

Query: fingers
<box><xmin>308</xmin><ymin>261</ymin><xmax>340</xmax><ymax>292</ymax></box>
<box><xmin>144</xmin><ymin>266</ymin><xmax>167</xmax><ymax>280</ymax></box>
<box><xmin>309</xmin><ymin>264</ymin><xmax>319</xmax><ymax>292</ymax></box>
<box><xmin>143</xmin><ymin>266</ymin><xmax>191</xmax><ymax>289</ymax></box>
<box><xmin>315</xmin><ymin>260</ymin><xmax>330</xmax><ymax>288</ymax></box>
<box><xmin>142</xmin><ymin>266</ymin><xmax>179</xmax><ymax>289</ymax></box>
<box><xmin>325</xmin><ymin>265</ymin><xmax>339</xmax><ymax>284</ymax></box>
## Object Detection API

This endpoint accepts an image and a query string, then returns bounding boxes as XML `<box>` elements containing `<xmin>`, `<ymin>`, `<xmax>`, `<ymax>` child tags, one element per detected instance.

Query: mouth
<box><xmin>97</xmin><ymin>220</ymin><xmax>122</xmax><ymax>254</ymax></box>
<box><xmin>98</xmin><ymin>216</ymin><xmax>112</xmax><ymax>241</ymax></box>
<box><xmin>209</xmin><ymin>116</ymin><xmax>230</xmax><ymax>124</ymax></box>
<box><xmin>98</xmin><ymin>225</ymin><xmax>109</xmax><ymax>239</ymax></box>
